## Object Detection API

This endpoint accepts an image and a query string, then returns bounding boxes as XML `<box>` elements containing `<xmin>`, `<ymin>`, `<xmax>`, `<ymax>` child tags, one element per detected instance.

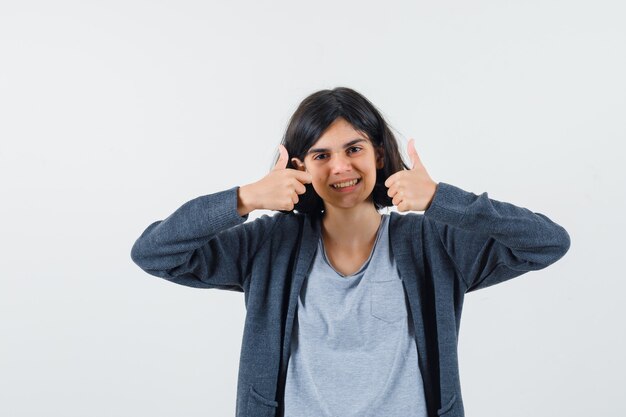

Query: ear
<box><xmin>291</xmin><ymin>157</ymin><xmax>307</xmax><ymax>172</ymax></box>
<box><xmin>375</xmin><ymin>147</ymin><xmax>385</xmax><ymax>169</ymax></box>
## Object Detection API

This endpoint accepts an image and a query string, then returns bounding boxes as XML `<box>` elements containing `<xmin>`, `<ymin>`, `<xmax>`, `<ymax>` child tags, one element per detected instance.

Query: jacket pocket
<box><xmin>246</xmin><ymin>384</ymin><xmax>278</xmax><ymax>417</ymax></box>
<box><xmin>437</xmin><ymin>393</ymin><xmax>457</xmax><ymax>416</ymax></box>
<box><xmin>369</xmin><ymin>279</ymin><xmax>407</xmax><ymax>323</ymax></box>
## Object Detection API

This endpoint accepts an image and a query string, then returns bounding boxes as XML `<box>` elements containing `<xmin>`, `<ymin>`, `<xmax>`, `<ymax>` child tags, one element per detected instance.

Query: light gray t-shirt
<box><xmin>283</xmin><ymin>213</ymin><xmax>427</xmax><ymax>417</ymax></box>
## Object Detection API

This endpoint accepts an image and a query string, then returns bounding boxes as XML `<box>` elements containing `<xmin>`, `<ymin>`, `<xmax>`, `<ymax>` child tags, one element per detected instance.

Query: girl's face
<box><xmin>292</xmin><ymin>117</ymin><xmax>384</xmax><ymax>211</ymax></box>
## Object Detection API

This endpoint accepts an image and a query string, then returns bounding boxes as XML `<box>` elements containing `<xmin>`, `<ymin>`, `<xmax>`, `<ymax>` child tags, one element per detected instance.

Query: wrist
<box><xmin>237</xmin><ymin>184</ymin><xmax>257</xmax><ymax>217</ymax></box>
<box><xmin>425</xmin><ymin>181</ymin><xmax>438</xmax><ymax>211</ymax></box>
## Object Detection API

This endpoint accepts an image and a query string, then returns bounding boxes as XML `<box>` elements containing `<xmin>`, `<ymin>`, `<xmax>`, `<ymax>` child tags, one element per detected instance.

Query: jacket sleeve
<box><xmin>424</xmin><ymin>182</ymin><xmax>571</xmax><ymax>293</ymax></box>
<box><xmin>130</xmin><ymin>186</ymin><xmax>278</xmax><ymax>292</ymax></box>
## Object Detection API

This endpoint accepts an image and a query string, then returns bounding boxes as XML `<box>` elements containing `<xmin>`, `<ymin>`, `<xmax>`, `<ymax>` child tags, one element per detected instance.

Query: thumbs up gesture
<box><xmin>384</xmin><ymin>138</ymin><xmax>438</xmax><ymax>212</ymax></box>
<box><xmin>238</xmin><ymin>144</ymin><xmax>313</xmax><ymax>214</ymax></box>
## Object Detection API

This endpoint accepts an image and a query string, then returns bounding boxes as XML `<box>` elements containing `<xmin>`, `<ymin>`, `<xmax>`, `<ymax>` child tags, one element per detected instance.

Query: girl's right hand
<box><xmin>238</xmin><ymin>144</ymin><xmax>313</xmax><ymax>213</ymax></box>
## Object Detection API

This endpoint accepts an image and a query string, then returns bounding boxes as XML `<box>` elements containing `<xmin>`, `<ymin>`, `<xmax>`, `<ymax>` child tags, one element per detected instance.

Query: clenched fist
<box><xmin>238</xmin><ymin>144</ymin><xmax>313</xmax><ymax>215</ymax></box>
<box><xmin>384</xmin><ymin>138</ymin><xmax>438</xmax><ymax>212</ymax></box>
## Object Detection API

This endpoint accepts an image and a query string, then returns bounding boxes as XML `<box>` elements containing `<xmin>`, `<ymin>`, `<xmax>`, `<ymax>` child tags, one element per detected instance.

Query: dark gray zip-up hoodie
<box><xmin>130</xmin><ymin>182</ymin><xmax>570</xmax><ymax>417</ymax></box>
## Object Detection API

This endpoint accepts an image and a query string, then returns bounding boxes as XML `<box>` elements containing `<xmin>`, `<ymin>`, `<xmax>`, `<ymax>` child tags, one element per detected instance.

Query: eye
<box><xmin>312</xmin><ymin>147</ymin><xmax>363</xmax><ymax>161</ymax></box>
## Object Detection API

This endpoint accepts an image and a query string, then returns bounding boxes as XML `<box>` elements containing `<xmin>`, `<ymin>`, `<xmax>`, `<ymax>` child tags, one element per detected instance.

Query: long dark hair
<box><xmin>272</xmin><ymin>87</ymin><xmax>409</xmax><ymax>217</ymax></box>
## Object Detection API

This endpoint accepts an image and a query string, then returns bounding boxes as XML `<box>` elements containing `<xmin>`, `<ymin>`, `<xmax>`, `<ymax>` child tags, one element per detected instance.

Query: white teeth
<box><xmin>332</xmin><ymin>179</ymin><xmax>359</xmax><ymax>188</ymax></box>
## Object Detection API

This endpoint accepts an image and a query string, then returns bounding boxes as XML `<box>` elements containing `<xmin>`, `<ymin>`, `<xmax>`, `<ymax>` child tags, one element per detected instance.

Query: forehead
<box><xmin>312</xmin><ymin>118</ymin><xmax>371</xmax><ymax>147</ymax></box>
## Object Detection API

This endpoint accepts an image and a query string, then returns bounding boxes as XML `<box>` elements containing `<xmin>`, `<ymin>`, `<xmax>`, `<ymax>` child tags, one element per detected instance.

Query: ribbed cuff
<box><xmin>194</xmin><ymin>186</ymin><xmax>249</xmax><ymax>231</ymax></box>
<box><xmin>423</xmin><ymin>182</ymin><xmax>475</xmax><ymax>226</ymax></box>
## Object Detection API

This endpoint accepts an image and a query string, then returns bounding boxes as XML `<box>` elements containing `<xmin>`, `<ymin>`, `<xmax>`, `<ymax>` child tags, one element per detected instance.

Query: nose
<box><xmin>329</xmin><ymin>151</ymin><xmax>352</xmax><ymax>174</ymax></box>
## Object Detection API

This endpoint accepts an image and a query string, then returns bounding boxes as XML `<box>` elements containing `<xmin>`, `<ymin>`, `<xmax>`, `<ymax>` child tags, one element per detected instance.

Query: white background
<box><xmin>1</xmin><ymin>1</ymin><xmax>624</xmax><ymax>416</ymax></box>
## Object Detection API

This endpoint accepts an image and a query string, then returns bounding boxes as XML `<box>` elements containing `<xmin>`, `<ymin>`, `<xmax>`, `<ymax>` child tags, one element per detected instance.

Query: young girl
<box><xmin>131</xmin><ymin>87</ymin><xmax>570</xmax><ymax>417</ymax></box>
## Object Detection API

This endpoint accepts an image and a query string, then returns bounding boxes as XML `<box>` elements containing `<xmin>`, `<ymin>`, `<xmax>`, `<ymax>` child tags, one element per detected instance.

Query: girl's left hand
<box><xmin>384</xmin><ymin>138</ymin><xmax>438</xmax><ymax>212</ymax></box>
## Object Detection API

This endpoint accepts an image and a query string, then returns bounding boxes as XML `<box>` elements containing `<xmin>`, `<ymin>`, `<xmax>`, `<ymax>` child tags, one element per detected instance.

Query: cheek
<box><xmin>311</xmin><ymin>178</ymin><xmax>327</xmax><ymax>193</ymax></box>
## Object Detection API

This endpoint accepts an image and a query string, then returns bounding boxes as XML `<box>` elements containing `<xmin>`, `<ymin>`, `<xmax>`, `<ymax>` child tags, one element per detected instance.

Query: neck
<box><xmin>321</xmin><ymin>200</ymin><xmax>382</xmax><ymax>249</ymax></box>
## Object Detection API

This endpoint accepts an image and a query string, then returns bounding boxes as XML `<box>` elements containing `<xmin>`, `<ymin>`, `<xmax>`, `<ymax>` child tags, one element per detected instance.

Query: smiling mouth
<box><xmin>330</xmin><ymin>178</ymin><xmax>361</xmax><ymax>189</ymax></box>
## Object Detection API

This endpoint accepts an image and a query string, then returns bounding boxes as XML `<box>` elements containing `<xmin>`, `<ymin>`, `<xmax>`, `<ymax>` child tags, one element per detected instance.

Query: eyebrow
<box><xmin>307</xmin><ymin>138</ymin><xmax>368</xmax><ymax>155</ymax></box>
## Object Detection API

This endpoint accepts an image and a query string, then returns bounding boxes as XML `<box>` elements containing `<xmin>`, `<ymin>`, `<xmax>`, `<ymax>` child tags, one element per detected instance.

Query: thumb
<box><xmin>408</xmin><ymin>138</ymin><xmax>420</xmax><ymax>170</ymax></box>
<box><xmin>273</xmin><ymin>144</ymin><xmax>289</xmax><ymax>170</ymax></box>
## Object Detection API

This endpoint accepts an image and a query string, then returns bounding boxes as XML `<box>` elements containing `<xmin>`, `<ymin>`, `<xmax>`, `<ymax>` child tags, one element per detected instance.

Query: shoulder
<box><xmin>388</xmin><ymin>211</ymin><xmax>424</xmax><ymax>230</ymax></box>
<box><xmin>388</xmin><ymin>211</ymin><xmax>440</xmax><ymax>243</ymax></box>
<box><xmin>242</xmin><ymin>210</ymin><xmax>307</xmax><ymax>234</ymax></box>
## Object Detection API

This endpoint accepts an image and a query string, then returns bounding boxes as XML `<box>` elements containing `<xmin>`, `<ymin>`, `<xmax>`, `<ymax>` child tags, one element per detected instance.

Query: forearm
<box><xmin>131</xmin><ymin>186</ymin><xmax>247</xmax><ymax>270</ymax></box>
<box><xmin>423</xmin><ymin>182</ymin><xmax>571</xmax><ymax>292</ymax></box>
